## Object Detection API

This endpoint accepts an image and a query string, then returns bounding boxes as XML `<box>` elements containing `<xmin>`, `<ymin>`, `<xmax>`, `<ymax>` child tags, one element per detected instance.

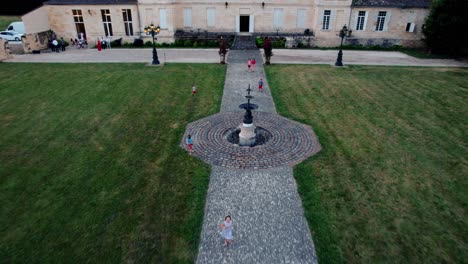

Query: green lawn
<box><xmin>0</xmin><ymin>63</ymin><xmax>225</xmax><ymax>263</ymax></box>
<box><xmin>266</xmin><ymin>65</ymin><xmax>467</xmax><ymax>263</ymax></box>
<box><xmin>0</xmin><ymin>16</ymin><xmax>21</xmax><ymax>31</ymax></box>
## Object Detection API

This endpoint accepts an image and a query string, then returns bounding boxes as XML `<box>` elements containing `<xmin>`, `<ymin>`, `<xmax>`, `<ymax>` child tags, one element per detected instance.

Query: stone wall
<box><xmin>0</xmin><ymin>39</ymin><xmax>13</xmax><ymax>61</ymax></box>
<box><xmin>22</xmin><ymin>5</ymin><xmax>50</xmax><ymax>34</ymax></box>
<box><xmin>22</xmin><ymin>30</ymin><xmax>54</xmax><ymax>53</ymax></box>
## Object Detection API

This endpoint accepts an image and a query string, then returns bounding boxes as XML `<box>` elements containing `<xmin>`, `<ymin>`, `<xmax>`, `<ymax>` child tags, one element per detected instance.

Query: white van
<box><xmin>6</xmin><ymin>22</ymin><xmax>25</xmax><ymax>34</ymax></box>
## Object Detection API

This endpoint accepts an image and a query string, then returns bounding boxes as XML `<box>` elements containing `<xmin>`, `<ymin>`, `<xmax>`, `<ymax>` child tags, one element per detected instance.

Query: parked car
<box><xmin>0</xmin><ymin>31</ymin><xmax>23</xmax><ymax>41</ymax></box>
<box><xmin>6</xmin><ymin>22</ymin><xmax>25</xmax><ymax>34</ymax></box>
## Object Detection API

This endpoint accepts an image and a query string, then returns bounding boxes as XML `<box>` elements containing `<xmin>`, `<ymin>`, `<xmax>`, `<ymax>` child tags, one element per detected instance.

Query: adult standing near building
<box><xmin>52</xmin><ymin>39</ymin><xmax>59</xmax><ymax>52</ymax></box>
<box><xmin>60</xmin><ymin>37</ymin><xmax>66</xmax><ymax>51</ymax></box>
<box><xmin>106</xmin><ymin>35</ymin><xmax>111</xmax><ymax>49</ymax></box>
<box><xmin>97</xmin><ymin>38</ymin><xmax>102</xmax><ymax>51</ymax></box>
<box><xmin>220</xmin><ymin>215</ymin><xmax>233</xmax><ymax>246</ymax></box>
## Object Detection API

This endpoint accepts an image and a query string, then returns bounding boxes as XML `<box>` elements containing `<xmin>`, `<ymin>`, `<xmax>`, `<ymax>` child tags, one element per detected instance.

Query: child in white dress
<box><xmin>220</xmin><ymin>215</ymin><xmax>233</xmax><ymax>246</ymax></box>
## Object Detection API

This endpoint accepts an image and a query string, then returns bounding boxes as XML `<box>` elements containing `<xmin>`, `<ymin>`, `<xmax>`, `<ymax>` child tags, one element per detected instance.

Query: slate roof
<box><xmin>45</xmin><ymin>0</ymin><xmax>137</xmax><ymax>5</ymax></box>
<box><xmin>352</xmin><ymin>0</ymin><xmax>431</xmax><ymax>8</ymax></box>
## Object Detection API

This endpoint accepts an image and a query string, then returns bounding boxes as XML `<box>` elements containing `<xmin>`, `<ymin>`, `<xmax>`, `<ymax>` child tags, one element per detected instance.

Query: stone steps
<box><xmin>230</xmin><ymin>35</ymin><xmax>258</xmax><ymax>50</ymax></box>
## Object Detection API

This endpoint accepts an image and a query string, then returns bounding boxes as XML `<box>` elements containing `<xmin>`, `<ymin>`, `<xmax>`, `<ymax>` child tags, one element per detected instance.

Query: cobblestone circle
<box><xmin>180</xmin><ymin>111</ymin><xmax>321</xmax><ymax>169</ymax></box>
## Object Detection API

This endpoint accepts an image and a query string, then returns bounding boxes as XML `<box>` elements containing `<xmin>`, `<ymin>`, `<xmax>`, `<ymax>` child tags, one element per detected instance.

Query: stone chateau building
<box><xmin>22</xmin><ymin>0</ymin><xmax>431</xmax><ymax>47</ymax></box>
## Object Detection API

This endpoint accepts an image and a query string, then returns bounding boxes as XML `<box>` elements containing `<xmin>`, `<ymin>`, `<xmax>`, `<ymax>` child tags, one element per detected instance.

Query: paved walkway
<box><xmin>5</xmin><ymin>47</ymin><xmax>467</xmax><ymax>67</ymax></box>
<box><xmin>194</xmin><ymin>50</ymin><xmax>318</xmax><ymax>264</ymax></box>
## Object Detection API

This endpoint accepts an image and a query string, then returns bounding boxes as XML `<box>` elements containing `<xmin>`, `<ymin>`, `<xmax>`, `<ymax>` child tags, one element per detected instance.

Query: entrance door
<box><xmin>240</xmin><ymin>15</ymin><xmax>250</xmax><ymax>32</ymax></box>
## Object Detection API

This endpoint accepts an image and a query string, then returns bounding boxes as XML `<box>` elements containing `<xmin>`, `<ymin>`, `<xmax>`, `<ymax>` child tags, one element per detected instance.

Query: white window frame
<box><xmin>375</xmin><ymin>11</ymin><xmax>387</xmax><ymax>31</ymax></box>
<box><xmin>159</xmin><ymin>8</ymin><xmax>167</xmax><ymax>29</ymax></box>
<box><xmin>101</xmin><ymin>9</ymin><xmax>113</xmax><ymax>37</ymax></box>
<box><xmin>207</xmin><ymin>8</ymin><xmax>215</xmax><ymax>28</ymax></box>
<box><xmin>297</xmin><ymin>9</ymin><xmax>307</xmax><ymax>29</ymax></box>
<box><xmin>183</xmin><ymin>8</ymin><xmax>192</xmax><ymax>28</ymax></box>
<box><xmin>355</xmin><ymin>11</ymin><xmax>367</xmax><ymax>31</ymax></box>
<box><xmin>322</xmin><ymin>10</ymin><xmax>331</xmax><ymax>30</ymax></box>
<box><xmin>273</xmin><ymin>8</ymin><xmax>283</xmax><ymax>29</ymax></box>
<box><xmin>406</xmin><ymin>22</ymin><xmax>416</xmax><ymax>32</ymax></box>
<box><xmin>122</xmin><ymin>9</ymin><xmax>133</xmax><ymax>36</ymax></box>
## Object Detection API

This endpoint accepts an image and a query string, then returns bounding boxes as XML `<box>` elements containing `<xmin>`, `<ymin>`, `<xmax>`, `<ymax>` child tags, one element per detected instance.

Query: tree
<box><xmin>263</xmin><ymin>37</ymin><xmax>273</xmax><ymax>64</ymax></box>
<box><xmin>423</xmin><ymin>0</ymin><xmax>467</xmax><ymax>56</ymax></box>
<box><xmin>218</xmin><ymin>37</ymin><xmax>228</xmax><ymax>64</ymax></box>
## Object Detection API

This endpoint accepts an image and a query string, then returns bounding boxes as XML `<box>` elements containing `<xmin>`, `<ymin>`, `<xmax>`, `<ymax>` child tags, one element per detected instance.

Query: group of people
<box><xmin>247</xmin><ymin>58</ymin><xmax>257</xmax><ymax>72</ymax></box>
<box><xmin>96</xmin><ymin>36</ymin><xmax>112</xmax><ymax>51</ymax></box>
<box><xmin>70</xmin><ymin>38</ymin><xmax>88</xmax><ymax>49</ymax></box>
<box><xmin>48</xmin><ymin>37</ymin><xmax>66</xmax><ymax>52</ymax></box>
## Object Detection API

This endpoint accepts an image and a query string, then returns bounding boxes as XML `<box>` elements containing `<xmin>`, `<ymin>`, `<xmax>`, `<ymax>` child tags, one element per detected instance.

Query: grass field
<box><xmin>0</xmin><ymin>16</ymin><xmax>21</xmax><ymax>31</ymax></box>
<box><xmin>0</xmin><ymin>63</ymin><xmax>225</xmax><ymax>263</ymax></box>
<box><xmin>266</xmin><ymin>65</ymin><xmax>467</xmax><ymax>263</ymax></box>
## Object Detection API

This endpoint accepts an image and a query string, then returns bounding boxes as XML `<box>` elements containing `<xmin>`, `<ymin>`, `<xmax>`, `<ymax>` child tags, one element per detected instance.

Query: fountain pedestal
<box><xmin>239</xmin><ymin>109</ymin><xmax>256</xmax><ymax>146</ymax></box>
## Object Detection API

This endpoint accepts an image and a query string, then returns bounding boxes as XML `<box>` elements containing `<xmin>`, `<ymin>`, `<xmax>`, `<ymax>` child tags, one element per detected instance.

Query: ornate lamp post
<box><xmin>335</xmin><ymin>25</ymin><xmax>352</xmax><ymax>67</ymax></box>
<box><xmin>144</xmin><ymin>23</ymin><xmax>161</xmax><ymax>65</ymax></box>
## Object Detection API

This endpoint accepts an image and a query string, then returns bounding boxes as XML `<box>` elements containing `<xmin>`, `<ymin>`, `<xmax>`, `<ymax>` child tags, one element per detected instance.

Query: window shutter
<box><xmin>383</xmin><ymin>12</ymin><xmax>391</xmax><ymax>32</ymax></box>
<box><xmin>207</xmin><ymin>8</ymin><xmax>215</xmax><ymax>27</ymax></box>
<box><xmin>249</xmin><ymin>15</ymin><xmax>255</xmax><ymax>32</ymax></box>
<box><xmin>354</xmin><ymin>11</ymin><xmax>359</xmax><ymax>30</ymax></box>
<box><xmin>236</xmin><ymin>15</ymin><xmax>240</xmax><ymax>32</ymax></box>
<box><xmin>159</xmin><ymin>9</ymin><xmax>167</xmax><ymax>29</ymax></box>
<box><xmin>371</xmin><ymin>11</ymin><xmax>377</xmax><ymax>31</ymax></box>
<box><xmin>184</xmin><ymin>8</ymin><xmax>192</xmax><ymax>27</ymax></box>
<box><xmin>363</xmin><ymin>11</ymin><xmax>368</xmax><ymax>31</ymax></box>
<box><xmin>409</xmin><ymin>23</ymin><xmax>416</xmax><ymax>32</ymax></box>
<box><xmin>297</xmin><ymin>9</ymin><xmax>306</xmax><ymax>28</ymax></box>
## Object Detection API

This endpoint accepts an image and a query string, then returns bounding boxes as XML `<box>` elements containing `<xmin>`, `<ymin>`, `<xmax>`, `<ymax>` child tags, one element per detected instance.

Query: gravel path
<box><xmin>197</xmin><ymin>166</ymin><xmax>317</xmax><ymax>264</ymax></box>
<box><xmin>196</xmin><ymin>49</ymin><xmax>318</xmax><ymax>264</ymax></box>
<box><xmin>5</xmin><ymin>47</ymin><xmax>466</xmax><ymax>67</ymax></box>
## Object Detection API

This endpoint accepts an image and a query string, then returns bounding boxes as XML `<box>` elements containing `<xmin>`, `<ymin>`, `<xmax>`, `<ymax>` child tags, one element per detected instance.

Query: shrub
<box><xmin>193</xmin><ymin>41</ymin><xmax>198</xmax><ymax>48</ymax></box>
<box><xmin>273</xmin><ymin>38</ymin><xmax>286</xmax><ymax>48</ymax></box>
<box><xmin>133</xmin><ymin>38</ymin><xmax>144</xmax><ymax>47</ymax></box>
<box><xmin>145</xmin><ymin>41</ymin><xmax>153</xmax><ymax>47</ymax></box>
<box><xmin>183</xmin><ymin>39</ymin><xmax>193</xmax><ymax>47</ymax></box>
<box><xmin>256</xmin><ymin>37</ymin><xmax>264</xmax><ymax>48</ymax></box>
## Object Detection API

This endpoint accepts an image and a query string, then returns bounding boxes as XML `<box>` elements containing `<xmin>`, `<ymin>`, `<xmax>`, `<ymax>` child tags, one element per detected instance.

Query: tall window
<box><xmin>207</xmin><ymin>8</ymin><xmax>216</xmax><ymax>27</ymax></box>
<box><xmin>159</xmin><ymin>9</ymin><xmax>167</xmax><ymax>29</ymax></box>
<box><xmin>72</xmin><ymin>9</ymin><xmax>86</xmax><ymax>39</ymax></box>
<box><xmin>375</xmin><ymin>11</ymin><xmax>387</xmax><ymax>31</ymax></box>
<box><xmin>184</xmin><ymin>8</ymin><xmax>192</xmax><ymax>27</ymax></box>
<box><xmin>356</xmin><ymin>11</ymin><xmax>366</xmax><ymax>30</ymax></box>
<box><xmin>322</xmin><ymin>10</ymin><xmax>331</xmax><ymax>30</ymax></box>
<box><xmin>273</xmin><ymin>8</ymin><xmax>283</xmax><ymax>29</ymax></box>
<box><xmin>296</xmin><ymin>9</ymin><xmax>306</xmax><ymax>28</ymax></box>
<box><xmin>122</xmin><ymin>9</ymin><xmax>133</xmax><ymax>36</ymax></box>
<box><xmin>101</xmin><ymin>9</ymin><xmax>113</xmax><ymax>36</ymax></box>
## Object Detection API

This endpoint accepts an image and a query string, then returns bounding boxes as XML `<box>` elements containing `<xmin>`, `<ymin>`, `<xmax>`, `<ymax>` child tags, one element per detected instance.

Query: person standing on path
<box><xmin>251</xmin><ymin>58</ymin><xmax>256</xmax><ymax>72</ymax></box>
<box><xmin>186</xmin><ymin>135</ymin><xmax>193</xmax><ymax>153</ymax></box>
<box><xmin>247</xmin><ymin>58</ymin><xmax>252</xmax><ymax>72</ymax></box>
<box><xmin>106</xmin><ymin>35</ymin><xmax>111</xmax><ymax>49</ymax></box>
<box><xmin>220</xmin><ymin>216</ymin><xmax>233</xmax><ymax>246</ymax></box>
<box><xmin>192</xmin><ymin>84</ymin><xmax>197</xmax><ymax>95</ymax></box>
<box><xmin>258</xmin><ymin>78</ymin><xmax>264</xmax><ymax>92</ymax></box>
<box><xmin>97</xmin><ymin>38</ymin><xmax>102</xmax><ymax>51</ymax></box>
<box><xmin>60</xmin><ymin>37</ymin><xmax>66</xmax><ymax>51</ymax></box>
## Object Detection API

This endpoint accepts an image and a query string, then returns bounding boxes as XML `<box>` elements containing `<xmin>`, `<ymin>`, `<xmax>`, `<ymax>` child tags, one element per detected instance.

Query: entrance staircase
<box><xmin>230</xmin><ymin>35</ymin><xmax>258</xmax><ymax>50</ymax></box>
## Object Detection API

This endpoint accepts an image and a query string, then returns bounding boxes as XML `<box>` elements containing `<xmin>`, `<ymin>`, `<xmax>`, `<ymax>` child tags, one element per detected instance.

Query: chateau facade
<box><xmin>22</xmin><ymin>0</ymin><xmax>431</xmax><ymax>47</ymax></box>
